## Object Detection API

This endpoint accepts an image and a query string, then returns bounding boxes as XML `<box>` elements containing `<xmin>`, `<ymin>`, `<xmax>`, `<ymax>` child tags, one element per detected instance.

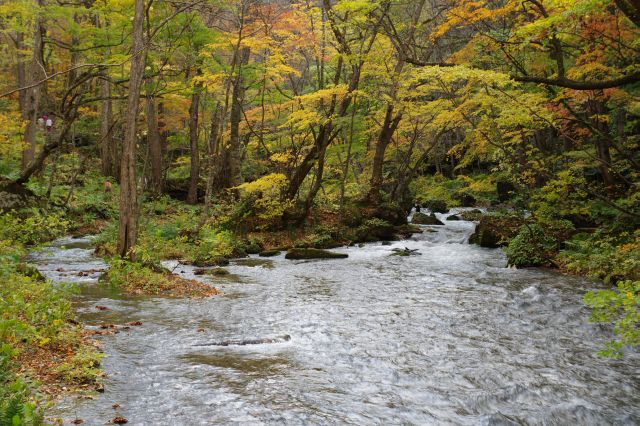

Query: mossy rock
<box><xmin>285</xmin><ymin>248</ymin><xmax>348</xmax><ymax>260</ymax></box>
<box><xmin>455</xmin><ymin>193</ymin><xmax>476</xmax><ymax>208</ymax></box>
<box><xmin>355</xmin><ymin>218</ymin><xmax>398</xmax><ymax>242</ymax></box>
<box><xmin>412</xmin><ymin>212</ymin><xmax>444</xmax><ymax>226</ymax></box>
<box><xmin>460</xmin><ymin>209</ymin><xmax>483</xmax><ymax>221</ymax></box>
<box><xmin>245</xmin><ymin>241</ymin><xmax>263</xmax><ymax>255</ymax></box>
<box><xmin>259</xmin><ymin>249</ymin><xmax>281</xmax><ymax>257</ymax></box>
<box><xmin>469</xmin><ymin>215</ymin><xmax>524</xmax><ymax>248</ymax></box>
<box><xmin>446</xmin><ymin>214</ymin><xmax>461</xmax><ymax>221</ymax></box>
<box><xmin>423</xmin><ymin>199</ymin><xmax>449</xmax><ymax>214</ymax></box>
<box><xmin>391</xmin><ymin>247</ymin><xmax>421</xmax><ymax>256</ymax></box>
<box><xmin>192</xmin><ymin>257</ymin><xmax>230</xmax><ymax>267</ymax></box>
<box><xmin>194</xmin><ymin>267</ymin><xmax>230</xmax><ymax>276</ymax></box>
<box><xmin>394</xmin><ymin>224</ymin><xmax>423</xmax><ymax>238</ymax></box>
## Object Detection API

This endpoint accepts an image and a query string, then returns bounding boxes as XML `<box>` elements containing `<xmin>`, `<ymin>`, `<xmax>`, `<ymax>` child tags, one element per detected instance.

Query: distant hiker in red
<box><xmin>104</xmin><ymin>181</ymin><xmax>112</xmax><ymax>193</ymax></box>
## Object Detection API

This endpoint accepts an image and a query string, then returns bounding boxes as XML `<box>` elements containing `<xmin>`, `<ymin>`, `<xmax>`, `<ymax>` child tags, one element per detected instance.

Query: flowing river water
<box><xmin>31</xmin><ymin>211</ymin><xmax>639</xmax><ymax>425</ymax></box>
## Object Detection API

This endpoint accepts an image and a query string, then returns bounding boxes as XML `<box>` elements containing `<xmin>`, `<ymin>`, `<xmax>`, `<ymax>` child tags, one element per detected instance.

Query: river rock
<box><xmin>191</xmin><ymin>257</ymin><xmax>230</xmax><ymax>267</ymax></box>
<box><xmin>496</xmin><ymin>180</ymin><xmax>516</xmax><ymax>202</ymax></box>
<box><xmin>412</xmin><ymin>212</ymin><xmax>444</xmax><ymax>226</ymax></box>
<box><xmin>460</xmin><ymin>209</ymin><xmax>483</xmax><ymax>221</ymax></box>
<box><xmin>446</xmin><ymin>214</ymin><xmax>461</xmax><ymax>221</ymax></box>
<box><xmin>285</xmin><ymin>248</ymin><xmax>348</xmax><ymax>260</ymax></box>
<box><xmin>391</xmin><ymin>247</ymin><xmax>421</xmax><ymax>256</ymax></box>
<box><xmin>423</xmin><ymin>199</ymin><xmax>449</xmax><ymax>214</ymax></box>
<box><xmin>259</xmin><ymin>249</ymin><xmax>281</xmax><ymax>257</ymax></box>
<box><xmin>468</xmin><ymin>215</ymin><xmax>523</xmax><ymax>248</ymax></box>
<box><xmin>194</xmin><ymin>267</ymin><xmax>230</xmax><ymax>276</ymax></box>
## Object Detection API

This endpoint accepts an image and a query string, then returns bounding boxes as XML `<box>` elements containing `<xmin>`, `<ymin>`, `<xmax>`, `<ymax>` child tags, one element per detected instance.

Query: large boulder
<box><xmin>285</xmin><ymin>248</ymin><xmax>348</xmax><ymax>260</ymax></box>
<box><xmin>423</xmin><ymin>199</ymin><xmax>449</xmax><ymax>214</ymax></box>
<box><xmin>496</xmin><ymin>180</ymin><xmax>516</xmax><ymax>203</ymax></box>
<box><xmin>259</xmin><ymin>249</ymin><xmax>281</xmax><ymax>257</ymax></box>
<box><xmin>412</xmin><ymin>212</ymin><xmax>444</xmax><ymax>226</ymax></box>
<box><xmin>469</xmin><ymin>215</ymin><xmax>523</xmax><ymax>248</ymax></box>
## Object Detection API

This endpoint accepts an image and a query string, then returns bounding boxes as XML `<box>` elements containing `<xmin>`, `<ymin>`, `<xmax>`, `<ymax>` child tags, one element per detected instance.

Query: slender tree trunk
<box><xmin>227</xmin><ymin>47</ymin><xmax>250</xmax><ymax>189</ymax></box>
<box><xmin>16</xmin><ymin>32</ymin><xmax>27</xmax><ymax>115</ymax></box>
<box><xmin>368</xmin><ymin>103</ymin><xmax>402</xmax><ymax>203</ymax></box>
<box><xmin>204</xmin><ymin>102</ymin><xmax>222</xmax><ymax>215</ymax></box>
<box><xmin>146</xmin><ymin>94</ymin><xmax>164</xmax><ymax>195</ymax></box>
<box><xmin>187</xmin><ymin>83</ymin><xmax>201</xmax><ymax>204</ymax></box>
<box><xmin>588</xmin><ymin>98</ymin><xmax>615</xmax><ymax>187</ymax></box>
<box><xmin>117</xmin><ymin>0</ymin><xmax>146</xmax><ymax>259</ymax></box>
<box><xmin>100</xmin><ymin>73</ymin><xmax>118</xmax><ymax>179</ymax></box>
<box><xmin>21</xmin><ymin>9</ymin><xmax>45</xmax><ymax>171</ymax></box>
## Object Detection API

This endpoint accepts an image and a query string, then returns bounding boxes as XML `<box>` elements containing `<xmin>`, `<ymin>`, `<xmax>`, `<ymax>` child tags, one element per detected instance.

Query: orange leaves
<box><xmin>431</xmin><ymin>1</ymin><xmax>516</xmax><ymax>41</ymax></box>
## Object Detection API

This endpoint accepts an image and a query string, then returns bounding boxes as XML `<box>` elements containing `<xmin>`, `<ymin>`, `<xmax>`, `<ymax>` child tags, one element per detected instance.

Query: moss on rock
<box><xmin>285</xmin><ymin>248</ymin><xmax>348</xmax><ymax>260</ymax></box>
<box><xmin>412</xmin><ymin>212</ymin><xmax>444</xmax><ymax>225</ymax></box>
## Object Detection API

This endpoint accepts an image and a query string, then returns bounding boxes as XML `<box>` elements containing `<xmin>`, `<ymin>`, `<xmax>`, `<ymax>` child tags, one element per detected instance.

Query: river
<box><xmin>31</xmin><ymin>210</ymin><xmax>639</xmax><ymax>425</ymax></box>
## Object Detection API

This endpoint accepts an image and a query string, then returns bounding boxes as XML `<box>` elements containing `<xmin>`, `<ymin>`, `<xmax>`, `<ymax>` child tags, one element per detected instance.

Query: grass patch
<box><xmin>104</xmin><ymin>259</ymin><xmax>220</xmax><ymax>298</ymax></box>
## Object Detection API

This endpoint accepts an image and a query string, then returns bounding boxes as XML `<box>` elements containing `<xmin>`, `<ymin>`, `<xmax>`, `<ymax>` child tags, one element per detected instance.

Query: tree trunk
<box><xmin>204</xmin><ymin>102</ymin><xmax>223</xmax><ymax>214</ymax></box>
<box><xmin>368</xmin><ymin>103</ymin><xmax>402</xmax><ymax>204</ymax></box>
<box><xmin>100</xmin><ymin>74</ymin><xmax>118</xmax><ymax>179</ymax></box>
<box><xmin>21</xmin><ymin>10</ymin><xmax>45</xmax><ymax>171</ymax></box>
<box><xmin>117</xmin><ymin>0</ymin><xmax>146</xmax><ymax>259</ymax></box>
<box><xmin>227</xmin><ymin>47</ymin><xmax>250</xmax><ymax>189</ymax></box>
<box><xmin>616</xmin><ymin>0</ymin><xmax>640</xmax><ymax>26</ymax></box>
<box><xmin>588</xmin><ymin>98</ymin><xmax>615</xmax><ymax>187</ymax></box>
<box><xmin>187</xmin><ymin>84</ymin><xmax>201</xmax><ymax>204</ymax></box>
<box><xmin>146</xmin><ymin>94</ymin><xmax>164</xmax><ymax>195</ymax></box>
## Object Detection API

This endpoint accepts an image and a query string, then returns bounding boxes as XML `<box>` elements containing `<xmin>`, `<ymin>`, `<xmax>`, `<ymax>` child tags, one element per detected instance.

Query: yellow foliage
<box><xmin>236</xmin><ymin>173</ymin><xmax>292</xmax><ymax>227</ymax></box>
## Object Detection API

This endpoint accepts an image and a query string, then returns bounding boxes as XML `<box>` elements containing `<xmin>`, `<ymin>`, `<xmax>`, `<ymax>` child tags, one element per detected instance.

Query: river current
<box><xmin>31</xmin><ymin>210</ymin><xmax>639</xmax><ymax>425</ymax></box>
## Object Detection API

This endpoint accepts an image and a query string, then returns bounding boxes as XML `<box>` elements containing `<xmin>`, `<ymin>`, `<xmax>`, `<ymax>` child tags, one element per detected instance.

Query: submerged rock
<box><xmin>196</xmin><ymin>334</ymin><xmax>291</xmax><ymax>347</ymax></box>
<box><xmin>412</xmin><ymin>212</ymin><xmax>444</xmax><ymax>226</ymax></box>
<box><xmin>285</xmin><ymin>248</ymin><xmax>348</xmax><ymax>260</ymax></box>
<box><xmin>391</xmin><ymin>247</ymin><xmax>421</xmax><ymax>256</ymax></box>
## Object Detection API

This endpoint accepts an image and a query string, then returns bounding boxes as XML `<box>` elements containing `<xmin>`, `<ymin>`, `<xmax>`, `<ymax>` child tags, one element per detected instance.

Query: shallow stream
<box><xmin>31</xmin><ymin>211</ymin><xmax>640</xmax><ymax>425</ymax></box>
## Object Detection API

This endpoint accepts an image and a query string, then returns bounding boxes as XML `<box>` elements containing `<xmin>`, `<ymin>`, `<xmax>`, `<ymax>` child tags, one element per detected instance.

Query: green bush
<box><xmin>0</xmin><ymin>356</ymin><xmax>42</xmax><ymax>426</ymax></box>
<box><xmin>584</xmin><ymin>280</ymin><xmax>639</xmax><ymax>358</ymax></box>
<box><xmin>505</xmin><ymin>224</ymin><xmax>557</xmax><ymax>267</ymax></box>
<box><xmin>0</xmin><ymin>209</ymin><xmax>69</xmax><ymax>246</ymax></box>
<box><xmin>194</xmin><ymin>226</ymin><xmax>238</xmax><ymax>262</ymax></box>
<box><xmin>559</xmin><ymin>230</ymin><xmax>640</xmax><ymax>283</ymax></box>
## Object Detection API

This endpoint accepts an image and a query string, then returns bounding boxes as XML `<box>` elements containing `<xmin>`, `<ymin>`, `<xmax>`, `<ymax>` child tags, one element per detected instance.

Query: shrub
<box><xmin>584</xmin><ymin>280</ymin><xmax>639</xmax><ymax>358</ymax></box>
<box><xmin>559</xmin><ymin>230</ymin><xmax>640</xmax><ymax>283</ymax></box>
<box><xmin>505</xmin><ymin>224</ymin><xmax>557</xmax><ymax>267</ymax></box>
<box><xmin>235</xmin><ymin>173</ymin><xmax>292</xmax><ymax>229</ymax></box>
<box><xmin>0</xmin><ymin>209</ymin><xmax>69</xmax><ymax>245</ymax></box>
<box><xmin>194</xmin><ymin>226</ymin><xmax>237</xmax><ymax>262</ymax></box>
